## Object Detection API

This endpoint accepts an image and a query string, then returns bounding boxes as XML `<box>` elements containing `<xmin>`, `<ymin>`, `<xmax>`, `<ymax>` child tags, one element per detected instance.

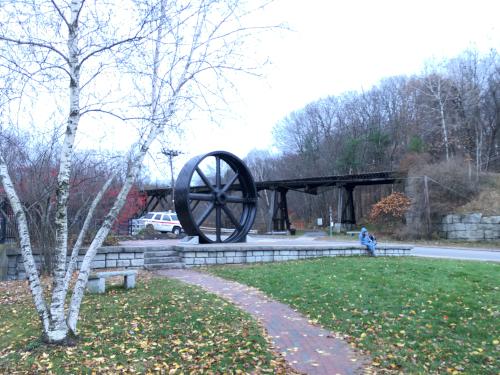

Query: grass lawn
<box><xmin>0</xmin><ymin>273</ymin><xmax>288</xmax><ymax>374</ymax></box>
<box><xmin>209</xmin><ymin>257</ymin><xmax>499</xmax><ymax>374</ymax></box>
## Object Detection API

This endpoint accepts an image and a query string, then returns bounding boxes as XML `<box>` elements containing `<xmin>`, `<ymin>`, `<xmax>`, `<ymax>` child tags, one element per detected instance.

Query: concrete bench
<box><xmin>346</xmin><ymin>231</ymin><xmax>360</xmax><ymax>237</ymax></box>
<box><xmin>87</xmin><ymin>270</ymin><xmax>137</xmax><ymax>294</ymax></box>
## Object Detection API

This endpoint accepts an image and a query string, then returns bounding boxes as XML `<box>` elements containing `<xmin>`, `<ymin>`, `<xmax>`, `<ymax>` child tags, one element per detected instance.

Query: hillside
<box><xmin>456</xmin><ymin>173</ymin><xmax>500</xmax><ymax>215</ymax></box>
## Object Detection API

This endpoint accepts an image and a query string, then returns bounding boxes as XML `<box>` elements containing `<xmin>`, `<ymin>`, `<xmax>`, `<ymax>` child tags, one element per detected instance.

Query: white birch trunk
<box><xmin>424</xmin><ymin>74</ymin><xmax>451</xmax><ymax>162</ymax></box>
<box><xmin>0</xmin><ymin>154</ymin><xmax>50</xmax><ymax>334</ymax></box>
<box><xmin>476</xmin><ymin>125</ymin><xmax>482</xmax><ymax>179</ymax></box>
<box><xmin>49</xmin><ymin>0</ymin><xmax>83</xmax><ymax>343</ymax></box>
<box><xmin>439</xmin><ymin>99</ymin><xmax>450</xmax><ymax>161</ymax></box>
<box><xmin>61</xmin><ymin>175</ymin><xmax>115</xmax><ymax>300</ymax></box>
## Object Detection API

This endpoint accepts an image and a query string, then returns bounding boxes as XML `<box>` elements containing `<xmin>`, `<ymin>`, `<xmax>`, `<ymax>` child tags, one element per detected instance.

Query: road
<box><xmin>410</xmin><ymin>246</ymin><xmax>500</xmax><ymax>262</ymax></box>
<box><xmin>287</xmin><ymin>233</ymin><xmax>500</xmax><ymax>263</ymax></box>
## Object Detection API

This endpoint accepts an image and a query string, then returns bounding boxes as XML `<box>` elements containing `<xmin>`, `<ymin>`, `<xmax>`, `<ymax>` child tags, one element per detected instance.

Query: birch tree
<box><xmin>421</xmin><ymin>72</ymin><xmax>454</xmax><ymax>161</ymax></box>
<box><xmin>0</xmin><ymin>0</ymin><xmax>273</xmax><ymax>344</ymax></box>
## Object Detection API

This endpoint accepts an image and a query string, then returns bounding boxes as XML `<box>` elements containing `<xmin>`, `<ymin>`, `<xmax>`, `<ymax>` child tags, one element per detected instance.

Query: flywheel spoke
<box><xmin>222</xmin><ymin>205</ymin><xmax>241</xmax><ymax>230</ymax></box>
<box><xmin>189</xmin><ymin>193</ymin><xmax>214</xmax><ymax>202</ymax></box>
<box><xmin>215</xmin><ymin>206</ymin><xmax>222</xmax><ymax>242</ymax></box>
<box><xmin>190</xmin><ymin>199</ymin><xmax>200</xmax><ymax>211</ymax></box>
<box><xmin>196</xmin><ymin>167</ymin><xmax>215</xmax><ymax>193</ymax></box>
<box><xmin>215</xmin><ymin>156</ymin><xmax>221</xmax><ymax>189</ymax></box>
<box><xmin>221</xmin><ymin>173</ymin><xmax>239</xmax><ymax>193</ymax></box>
<box><xmin>196</xmin><ymin>203</ymin><xmax>215</xmax><ymax>227</ymax></box>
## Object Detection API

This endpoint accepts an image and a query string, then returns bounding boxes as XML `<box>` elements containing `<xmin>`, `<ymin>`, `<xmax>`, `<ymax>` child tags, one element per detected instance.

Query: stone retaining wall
<box><xmin>5</xmin><ymin>246</ymin><xmax>144</xmax><ymax>281</ymax></box>
<box><xmin>178</xmin><ymin>244</ymin><xmax>412</xmax><ymax>267</ymax></box>
<box><xmin>4</xmin><ymin>243</ymin><xmax>413</xmax><ymax>280</ymax></box>
<box><xmin>440</xmin><ymin>213</ymin><xmax>500</xmax><ymax>241</ymax></box>
<box><xmin>0</xmin><ymin>246</ymin><xmax>7</xmax><ymax>281</ymax></box>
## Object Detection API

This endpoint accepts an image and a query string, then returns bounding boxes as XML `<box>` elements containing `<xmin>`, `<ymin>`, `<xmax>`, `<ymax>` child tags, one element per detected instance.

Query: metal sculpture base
<box><xmin>180</xmin><ymin>236</ymin><xmax>200</xmax><ymax>245</ymax></box>
<box><xmin>180</xmin><ymin>235</ymin><xmax>248</xmax><ymax>245</ymax></box>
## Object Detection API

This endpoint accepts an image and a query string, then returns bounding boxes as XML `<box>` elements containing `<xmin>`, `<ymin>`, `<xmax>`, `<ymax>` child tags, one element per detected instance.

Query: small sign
<box><xmin>317</xmin><ymin>218</ymin><xmax>323</xmax><ymax>226</ymax></box>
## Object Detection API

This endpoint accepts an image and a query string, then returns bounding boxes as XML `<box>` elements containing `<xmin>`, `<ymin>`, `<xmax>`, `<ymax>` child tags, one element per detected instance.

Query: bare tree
<box><xmin>268</xmin><ymin>48</ymin><xmax>499</xmax><ymax>231</ymax></box>
<box><xmin>484</xmin><ymin>56</ymin><xmax>500</xmax><ymax>170</ymax></box>
<box><xmin>420</xmin><ymin>71</ymin><xmax>454</xmax><ymax>161</ymax></box>
<box><xmin>447</xmin><ymin>50</ymin><xmax>500</xmax><ymax>176</ymax></box>
<box><xmin>0</xmin><ymin>0</ymin><xmax>274</xmax><ymax>344</ymax></box>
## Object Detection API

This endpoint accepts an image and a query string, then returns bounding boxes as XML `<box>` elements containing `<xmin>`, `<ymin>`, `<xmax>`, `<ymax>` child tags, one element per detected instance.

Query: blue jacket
<box><xmin>359</xmin><ymin>227</ymin><xmax>372</xmax><ymax>246</ymax></box>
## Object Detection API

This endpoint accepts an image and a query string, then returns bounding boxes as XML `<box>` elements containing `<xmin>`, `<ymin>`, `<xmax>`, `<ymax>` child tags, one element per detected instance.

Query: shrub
<box><xmin>103</xmin><ymin>234</ymin><xmax>120</xmax><ymax>246</ymax></box>
<box><xmin>369</xmin><ymin>192</ymin><xmax>412</xmax><ymax>230</ymax></box>
<box><xmin>407</xmin><ymin>136</ymin><xmax>426</xmax><ymax>153</ymax></box>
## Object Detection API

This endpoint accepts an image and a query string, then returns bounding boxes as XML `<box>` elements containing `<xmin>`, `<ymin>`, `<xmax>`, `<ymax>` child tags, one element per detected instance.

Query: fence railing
<box><xmin>0</xmin><ymin>214</ymin><xmax>5</xmax><ymax>244</ymax></box>
<box><xmin>127</xmin><ymin>219</ymin><xmax>144</xmax><ymax>236</ymax></box>
<box><xmin>0</xmin><ymin>211</ymin><xmax>17</xmax><ymax>244</ymax></box>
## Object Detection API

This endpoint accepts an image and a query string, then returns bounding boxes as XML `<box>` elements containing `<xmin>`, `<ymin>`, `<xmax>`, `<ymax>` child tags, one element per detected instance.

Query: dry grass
<box><xmin>0</xmin><ymin>270</ymin><xmax>156</xmax><ymax>305</ymax></box>
<box><xmin>457</xmin><ymin>173</ymin><xmax>500</xmax><ymax>215</ymax></box>
<box><xmin>1</xmin><ymin>271</ymin><xmax>291</xmax><ymax>374</ymax></box>
<box><xmin>0</xmin><ymin>279</ymin><xmax>32</xmax><ymax>305</ymax></box>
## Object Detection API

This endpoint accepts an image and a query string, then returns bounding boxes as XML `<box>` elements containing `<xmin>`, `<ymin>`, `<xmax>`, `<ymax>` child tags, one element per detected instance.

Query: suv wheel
<box><xmin>172</xmin><ymin>227</ymin><xmax>181</xmax><ymax>236</ymax></box>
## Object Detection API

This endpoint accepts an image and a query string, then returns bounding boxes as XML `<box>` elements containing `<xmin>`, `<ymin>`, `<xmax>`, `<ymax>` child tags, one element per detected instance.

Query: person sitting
<box><xmin>359</xmin><ymin>227</ymin><xmax>377</xmax><ymax>256</ymax></box>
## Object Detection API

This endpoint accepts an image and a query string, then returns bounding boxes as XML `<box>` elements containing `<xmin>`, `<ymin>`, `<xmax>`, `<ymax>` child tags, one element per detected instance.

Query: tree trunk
<box><xmin>0</xmin><ymin>155</ymin><xmax>51</xmax><ymax>336</ymax></box>
<box><xmin>49</xmin><ymin>0</ymin><xmax>83</xmax><ymax>344</ymax></box>
<box><xmin>485</xmin><ymin>87</ymin><xmax>500</xmax><ymax>171</ymax></box>
<box><xmin>439</xmin><ymin>100</ymin><xmax>450</xmax><ymax>161</ymax></box>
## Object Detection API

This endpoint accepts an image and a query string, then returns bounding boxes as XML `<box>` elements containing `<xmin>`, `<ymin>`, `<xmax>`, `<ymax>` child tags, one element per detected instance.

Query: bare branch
<box><xmin>0</xmin><ymin>36</ymin><xmax>69</xmax><ymax>64</ymax></box>
<box><xmin>79</xmin><ymin>108</ymin><xmax>148</xmax><ymax>122</ymax></box>
<box><xmin>79</xmin><ymin>14</ymin><xmax>150</xmax><ymax>67</ymax></box>
<box><xmin>50</xmin><ymin>0</ymin><xmax>70</xmax><ymax>26</ymax></box>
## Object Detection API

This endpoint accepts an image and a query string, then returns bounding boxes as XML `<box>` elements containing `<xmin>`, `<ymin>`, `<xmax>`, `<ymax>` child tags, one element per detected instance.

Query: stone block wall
<box><xmin>3</xmin><ymin>243</ymin><xmax>413</xmax><ymax>280</ymax></box>
<box><xmin>179</xmin><ymin>244</ymin><xmax>412</xmax><ymax>267</ymax></box>
<box><xmin>6</xmin><ymin>246</ymin><xmax>145</xmax><ymax>281</ymax></box>
<box><xmin>0</xmin><ymin>246</ymin><xmax>7</xmax><ymax>281</ymax></box>
<box><xmin>439</xmin><ymin>213</ymin><xmax>500</xmax><ymax>241</ymax></box>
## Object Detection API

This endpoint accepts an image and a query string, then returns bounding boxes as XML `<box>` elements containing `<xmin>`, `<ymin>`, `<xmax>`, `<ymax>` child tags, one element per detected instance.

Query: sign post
<box><xmin>329</xmin><ymin>206</ymin><xmax>333</xmax><ymax>237</ymax></box>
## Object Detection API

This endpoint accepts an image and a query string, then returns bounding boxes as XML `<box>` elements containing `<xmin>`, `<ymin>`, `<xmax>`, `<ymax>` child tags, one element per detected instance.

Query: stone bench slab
<box><xmin>90</xmin><ymin>270</ymin><xmax>137</xmax><ymax>279</ymax></box>
<box><xmin>87</xmin><ymin>270</ymin><xmax>137</xmax><ymax>293</ymax></box>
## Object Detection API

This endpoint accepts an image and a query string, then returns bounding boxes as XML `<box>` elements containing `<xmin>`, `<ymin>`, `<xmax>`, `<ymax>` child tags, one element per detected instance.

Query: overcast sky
<box><xmin>143</xmin><ymin>0</ymin><xmax>499</xmax><ymax>181</ymax></box>
<box><xmin>67</xmin><ymin>0</ymin><xmax>498</xmax><ymax>182</ymax></box>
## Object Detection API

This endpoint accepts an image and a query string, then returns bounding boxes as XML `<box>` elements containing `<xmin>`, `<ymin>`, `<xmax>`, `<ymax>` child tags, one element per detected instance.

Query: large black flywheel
<box><xmin>174</xmin><ymin>151</ymin><xmax>257</xmax><ymax>243</ymax></box>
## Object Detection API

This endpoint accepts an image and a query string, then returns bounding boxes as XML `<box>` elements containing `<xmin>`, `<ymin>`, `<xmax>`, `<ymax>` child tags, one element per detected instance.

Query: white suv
<box><xmin>137</xmin><ymin>211</ymin><xmax>183</xmax><ymax>235</ymax></box>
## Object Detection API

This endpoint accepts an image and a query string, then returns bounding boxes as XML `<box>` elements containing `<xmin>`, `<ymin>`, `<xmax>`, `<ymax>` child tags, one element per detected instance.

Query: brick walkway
<box><xmin>156</xmin><ymin>269</ymin><xmax>368</xmax><ymax>375</ymax></box>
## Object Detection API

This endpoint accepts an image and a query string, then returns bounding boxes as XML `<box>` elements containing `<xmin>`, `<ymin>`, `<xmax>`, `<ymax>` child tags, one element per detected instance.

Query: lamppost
<box><xmin>161</xmin><ymin>149</ymin><xmax>182</xmax><ymax>210</ymax></box>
